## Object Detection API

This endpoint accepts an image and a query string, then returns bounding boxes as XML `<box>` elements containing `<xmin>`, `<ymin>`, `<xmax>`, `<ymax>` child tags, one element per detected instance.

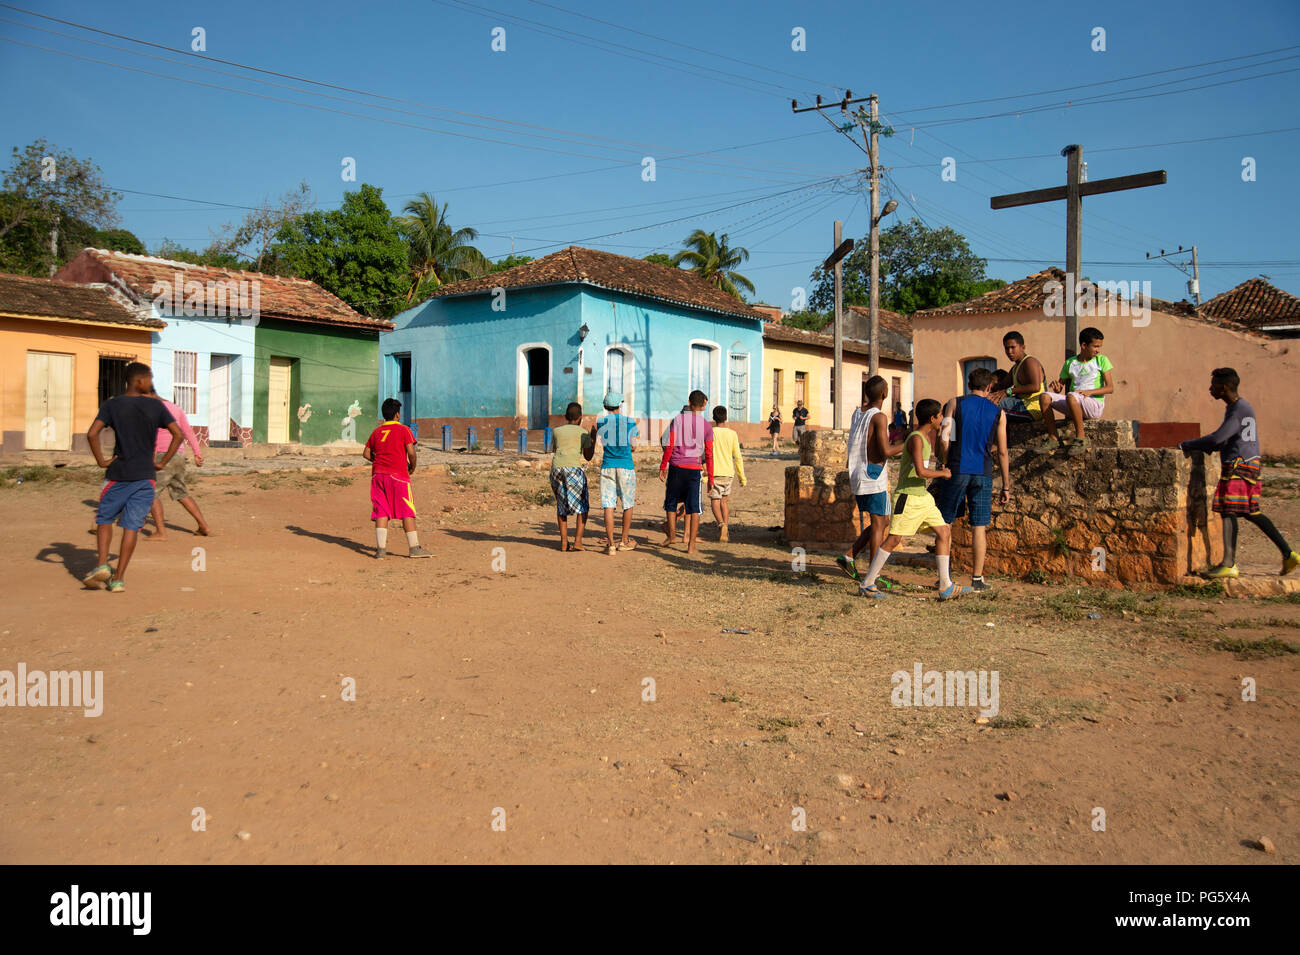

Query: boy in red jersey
<box><xmin>363</xmin><ymin>399</ymin><xmax>432</xmax><ymax>559</ymax></box>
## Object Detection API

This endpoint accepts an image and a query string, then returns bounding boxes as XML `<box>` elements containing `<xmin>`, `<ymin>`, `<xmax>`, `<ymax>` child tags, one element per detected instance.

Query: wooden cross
<box><xmin>990</xmin><ymin>145</ymin><xmax>1166</xmax><ymax>359</ymax></box>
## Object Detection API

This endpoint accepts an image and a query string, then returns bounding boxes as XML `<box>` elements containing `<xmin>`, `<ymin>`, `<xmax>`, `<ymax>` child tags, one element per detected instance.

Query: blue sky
<box><xmin>2</xmin><ymin>0</ymin><xmax>1298</xmax><ymax>311</ymax></box>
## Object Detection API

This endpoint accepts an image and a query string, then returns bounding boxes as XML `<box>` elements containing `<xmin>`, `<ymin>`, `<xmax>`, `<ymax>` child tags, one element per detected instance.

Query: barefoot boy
<box><xmin>659</xmin><ymin>390</ymin><xmax>714</xmax><ymax>553</ymax></box>
<box><xmin>1039</xmin><ymin>326</ymin><xmax>1114</xmax><ymax>452</ymax></box>
<box><xmin>857</xmin><ymin>398</ymin><xmax>971</xmax><ymax>601</ymax></box>
<box><xmin>84</xmin><ymin>362</ymin><xmax>183</xmax><ymax>592</ymax></box>
<box><xmin>708</xmin><ymin>406</ymin><xmax>746</xmax><ymax>543</ymax></box>
<box><xmin>551</xmin><ymin>401</ymin><xmax>595</xmax><ymax>551</ymax></box>
<box><xmin>1179</xmin><ymin>367</ymin><xmax>1299</xmax><ymax>578</ymax></box>
<box><xmin>837</xmin><ymin>375</ymin><xmax>903</xmax><ymax>583</ymax></box>
<box><xmin>595</xmin><ymin>391</ymin><xmax>638</xmax><ymax>555</ymax></box>
<box><xmin>144</xmin><ymin>386</ymin><xmax>209</xmax><ymax>539</ymax></box>
<box><xmin>363</xmin><ymin>399</ymin><xmax>432</xmax><ymax>558</ymax></box>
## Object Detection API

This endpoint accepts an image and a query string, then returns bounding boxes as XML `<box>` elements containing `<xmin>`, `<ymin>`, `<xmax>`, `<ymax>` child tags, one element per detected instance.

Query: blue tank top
<box><xmin>949</xmin><ymin>394</ymin><xmax>999</xmax><ymax>477</ymax></box>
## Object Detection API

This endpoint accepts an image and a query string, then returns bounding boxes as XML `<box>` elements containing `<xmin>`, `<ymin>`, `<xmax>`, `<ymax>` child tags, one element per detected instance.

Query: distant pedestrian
<box><xmin>144</xmin><ymin>386</ymin><xmax>209</xmax><ymax>540</ymax></box>
<box><xmin>767</xmin><ymin>406</ymin><xmax>782</xmax><ymax>455</ymax></box>
<box><xmin>363</xmin><ymin>399</ymin><xmax>432</xmax><ymax>558</ymax></box>
<box><xmin>708</xmin><ymin>406</ymin><xmax>746</xmax><ymax>543</ymax></box>
<box><xmin>550</xmin><ymin>401</ymin><xmax>595</xmax><ymax>551</ymax></box>
<box><xmin>792</xmin><ymin>400</ymin><xmax>810</xmax><ymax>443</ymax></box>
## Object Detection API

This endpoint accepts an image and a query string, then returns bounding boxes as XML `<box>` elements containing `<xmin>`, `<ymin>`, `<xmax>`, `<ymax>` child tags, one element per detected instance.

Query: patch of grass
<box><xmin>1168</xmin><ymin>581</ymin><xmax>1225</xmax><ymax>599</ymax></box>
<box><xmin>1023</xmin><ymin>569</ymin><xmax>1049</xmax><ymax>585</ymax></box>
<box><xmin>1212</xmin><ymin>635</ymin><xmax>1298</xmax><ymax>658</ymax></box>
<box><xmin>1</xmin><ymin>465</ymin><xmax>99</xmax><ymax>485</ymax></box>
<box><xmin>762</xmin><ymin>733</ymin><xmax>790</xmax><ymax>744</ymax></box>
<box><xmin>988</xmin><ymin>713</ymin><xmax>1036</xmax><ymax>730</ymax></box>
<box><xmin>451</xmin><ymin>474</ymin><xmax>475</xmax><ymax>487</ymax></box>
<box><xmin>1242</xmin><ymin>616</ymin><xmax>1300</xmax><ymax>630</ymax></box>
<box><xmin>1266</xmin><ymin>592</ymin><xmax>1300</xmax><ymax>606</ymax></box>
<box><xmin>720</xmin><ymin>692</ymin><xmax>740</xmax><ymax>703</ymax></box>
<box><xmin>757</xmin><ymin>716</ymin><xmax>803</xmax><ymax>731</ymax></box>
<box><xmin>1050</xmin><ymin>527</ymin><xmax>1069</xmax><ymax>557</ymax></box>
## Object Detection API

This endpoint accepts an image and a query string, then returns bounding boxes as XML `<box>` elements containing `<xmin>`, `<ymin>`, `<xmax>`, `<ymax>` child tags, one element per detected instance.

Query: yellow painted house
<box><xmin>762</xmin><ymin>305</ymin><xmax>914</xmax><ymax>436</ymax></box>
<box><xmin>0</xmin><ymin>272</ymin><xmax>164</xmax><ymax>455</ymax></box>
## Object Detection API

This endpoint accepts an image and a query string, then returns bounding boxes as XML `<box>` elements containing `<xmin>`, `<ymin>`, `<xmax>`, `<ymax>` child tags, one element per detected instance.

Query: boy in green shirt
<box><xmin>550</xmin><ymin>401</ymin><xmax>595</xmax><ymax>551</ymax></box>
<box><xmin>1039</xmin><ymin>326</ymin><xmax>1115</xmax><ymax>452</ymax></box>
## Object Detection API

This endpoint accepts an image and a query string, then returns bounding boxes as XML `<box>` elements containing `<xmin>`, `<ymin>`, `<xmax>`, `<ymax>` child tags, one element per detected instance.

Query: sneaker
<box><xmin>971</xmin><ymin>578</ymin><xmax>993</xmax><ymax>592</ymax></box>
<box><xmin>106</xmin><ymin>578</ymin><xmax>125</xmax><ymax>593</ymax></box>
<box><xmin>1204</xmin><ymin>564</ymin><xmax>1239</xmax><ymax>579</ymax></box>
<box><xmin>1283</xmin><ymin>551</ymin><xmax>1300</xmax><ymax>576</ymax></box>
<box><xmin>877</xmin><ymin>575</ymin><xmax>902</xmax><ymax>591</ymax></box>
<box><xmin>857</xmin><ymin>583</ymin><xmax>890</xmax><ymax>599</ymax></box>
<box><xmin>82</xmin><ymin>564</ymin><xmax>112</xmax><ymax>589</ymax></box>
<box><xmin>835</xmin><ymin>555</ymin><xmax>860</xmax><ymax>581</ymax></box>
<box><xmin>938</xmin><ymin>583</ymin><xmax>972</xmax><ymax>600</ymax></box>
<box><xmin>375</xmin><ymin>546</ymin><xmax>387</xmax><ymax>559</ymax></box>
<box><xmin>605</xmin><ymin>543</ymin><xmax>616</xmax><ymax>555</ymax></box>
<box><xmin>408</xmin><ymin>546</ymin><xmax>433</xmax><ymax>558</ymax></box>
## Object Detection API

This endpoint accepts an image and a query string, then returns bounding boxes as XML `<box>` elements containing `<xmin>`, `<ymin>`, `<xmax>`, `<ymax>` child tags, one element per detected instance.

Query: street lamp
<box><xmin>875</xmin><ymin>199</ymin><xmax>898</xmax><ymax>225</ymax></box>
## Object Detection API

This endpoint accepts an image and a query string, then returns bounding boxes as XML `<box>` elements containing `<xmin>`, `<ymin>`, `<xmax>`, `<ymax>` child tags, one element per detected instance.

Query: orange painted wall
<box><xmin>913</xmin><ymin>308</ymin><xmax>1300</xmax><ymax>456</ymax></box>
<box><xmin>0</xmin><ymin>316</ymin><xmax>153</xmax><ymax>447</ymax></box>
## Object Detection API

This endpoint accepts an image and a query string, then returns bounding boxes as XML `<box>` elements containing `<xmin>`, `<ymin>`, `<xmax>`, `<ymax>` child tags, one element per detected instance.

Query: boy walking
<box><xmin>595</xmin><ymin>391</ymin><xmax>639</xmax><ymax>555</ymax></box>
<box><xmin>1179</xmin><ymin>368</ymin><xmax>1299</xmax><ymax>578</ymax></box>
<box><xmin>659</xmin><ymin>390</ymin><xmax>714</xmax><ymax>554</ymax></box>
<box><xmin>857</xmin><ymin>398</ymin><xmax>970</xmax><ymax>601</ymax></box>
<box><xmin>145</xmin><ymin>386</ymin><xmax>210</xmax><ymax>539</ymax></box>
<box><xmin>837</xmin><ymin>376</ymin><xmax>904</xmax><ymax>583</ymax></box>
<box><xmin>933</xmin><ymin>368</ymin><xmax>1012</xmax><ymax>591</ymax></box>
<box><xmin>551</xmin><ymin>401</ymin><xmax>595</xmax><ymax>551</ymax></box>
<box><xmin>708</xmin><ymin>406</ymin><xmax>746</xmax><ymax>542</ymax></box>
<box><xmin>1039</xmin><ymin>326</ymin><xmax>1115</xmax><ymax>452</ymax></box>
<box><xmin>84</xmin><ymin>362</ymin><xmax>184</xmax><ymax>592</ymax></box>
<box><xmin>363</xmin><ymin>399</ymin><xmax>432</xmax><ymax>558</ymax></box>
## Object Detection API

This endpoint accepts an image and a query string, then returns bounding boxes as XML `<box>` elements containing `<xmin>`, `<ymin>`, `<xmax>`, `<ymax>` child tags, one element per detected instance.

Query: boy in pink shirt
<box><xmin>658</xmin><ymin>389</ymin><xmax>714</xmax><ymax>553</ymax></box>
<box><xmin>146</xmin><ymin>386</ymin><xmax>210</xmax><ymax>539</ymax></box>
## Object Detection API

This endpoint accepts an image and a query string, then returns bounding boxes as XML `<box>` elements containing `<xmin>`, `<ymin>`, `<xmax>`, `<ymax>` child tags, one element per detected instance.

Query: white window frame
<box><xmin>726</xmin><ymin>348</ymin><xmax>750</xmax><ymax>422</ymax></box>
<box><xmin>173</xmin><ymin>349</ymin><xmax>198</xmax><ymax>414</ymax></box>
<box><xmin>602</xmin><ymin>344</ymin><xmax>635</xmax><ymax>418</ymax></box>
<box><xmin>686</xmin><ymin>339</ymin><xmax>720</xmax><ymax>403</ymax></box>
<box><xmin>516</xmin><ymin>342</ymin><xmax>552</xmax><ymax>425</ymax></box>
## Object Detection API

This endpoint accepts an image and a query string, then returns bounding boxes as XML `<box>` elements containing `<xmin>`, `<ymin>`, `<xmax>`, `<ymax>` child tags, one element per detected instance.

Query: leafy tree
<box><xmin>210</xmin><ymin>180</ymin><xmax>314</xmax><ymax>272</ymax></box>
<box><xmin>272</xmin><ymin>184</ymin><xmax>409</xmax><ymax>318</ymax></box>
<box><xmin>782</xmin><ymin>310</ymin><xmax>831</xmax><ymax>332</ymax></box>
<box><xmin>489</xmin><ymin>253</ymin><xmax>534</xmax><ymax>273</ymax></box>
<box><xmin>394</xmin><ymin>192</ymin><xmax>487</xmax><ymax>303</ymax></box>
<box><xmin>670</xmin><ymin>229</ymin><xmax>754</xmax><ymax>300</ymax></box>
<box><xmin>808</xmin><ymin>218</ymin><xmax>1006</xmax><ymax>314</ymax></box>
<box><xmin>0</xmin><ymin>139</ymin><xmax>121</xmax><ymax>275</ymax></box>
<box><xmin>152</xmin><ymin>238</ymin><xmax>247</xmax><ymax>270</ymax></box>
<box><xmin>642</xmin><ymin>252</ymin><xmax>676</xmax><ymax>268</ymax></box>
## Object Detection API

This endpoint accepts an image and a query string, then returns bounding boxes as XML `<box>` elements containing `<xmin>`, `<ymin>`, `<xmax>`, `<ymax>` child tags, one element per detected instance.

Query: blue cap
<box><xmin>603</xmin><ymin>390</ymin><xmax>623</xmax><ymax>408</ymax></box>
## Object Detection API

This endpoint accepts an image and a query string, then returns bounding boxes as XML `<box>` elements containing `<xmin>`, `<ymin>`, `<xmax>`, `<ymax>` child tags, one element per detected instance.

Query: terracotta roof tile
<box><xmin>1201</xmin><ymin>277</ymin><xmax>1300</xmax><ymax>331</ymax></box>
<box><xmin>0</xmin><ymin>271</ymin><xmax>163</xmax><ymax>328</ymax></box>
<box><xmin>763</xmin><ymin>321</ymin><xmax>909</xmax><ymax>364</ymax></box>
<box><xmin>426</xmin><ymin>246</ymin><xmax>767</xmax><ymax>321</ymax></box>
<box><xmin>56</xmin><ymin>249</ymin><xmax>391</xmax><ymax>330</ymax></box>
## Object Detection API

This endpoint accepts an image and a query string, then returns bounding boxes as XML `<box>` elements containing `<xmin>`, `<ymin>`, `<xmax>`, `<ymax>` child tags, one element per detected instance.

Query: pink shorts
<box><xmin>1046</xmin><ymin>392</ymin><xmax>1104</xmax><ymax>419</ymax></box>
<box><xmin>370</xmin><ymin>474</ymin><xmax>416</xmax><ymax>521</ymax></box>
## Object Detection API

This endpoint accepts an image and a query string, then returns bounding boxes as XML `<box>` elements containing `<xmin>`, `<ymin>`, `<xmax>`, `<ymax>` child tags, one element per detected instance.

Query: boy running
<box><xmin>595</xmin><ymin>391</ymin><xmax>639</xmax><ymax>555</ymax></box>
<box><xmin>1179</xmin><ymin>368</ymin><xmax>1299</xmax><ymax>578</ymax></box>
<box><xmin>708</xmin><ymin>406</ymin><xmax>746</xmax><ymax>543</ymax></box>
<box><xmin>857</xmin><ymin>398</ymin><xmax>970</xmax><ymax>601</ymax></box>
<box><xmin>84</xmin><ymin>362</ymin><xmax>183</xmax><ymax>592</ymax></box>
<box><xmin>363</xmin><ymin>399</ymin><xmax>432</xmax><ymax>558</ymax></box>
<box><xmin>551</xmin><ymin>401</ymin><xmax>595</xmax><ymax>551</ymax></box>
<box><xmin>659</xmin><ymin>390</ymin><xmax>714</xmax><ymax>553</ymax></box>
<box><xmin>837</xmin><ymin>375</ymin><xmax>904</xmax><ymax>583</ymax></box>
<box><xmin>144</xmin><ymin>386</ymin><xmax>210</xmax><ymax>539</ymax></box>
<box><xmin>1039</xmin><ymin>326</ymin><xmax>1115</xmax><ymax>452</ymax></box>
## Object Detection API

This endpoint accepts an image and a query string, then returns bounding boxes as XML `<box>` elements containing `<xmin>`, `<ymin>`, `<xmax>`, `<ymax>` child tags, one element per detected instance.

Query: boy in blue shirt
<box><xmin>594</xmin><ymin>390</ymin><xmax>639</xmax><ymax>555</ymax></box>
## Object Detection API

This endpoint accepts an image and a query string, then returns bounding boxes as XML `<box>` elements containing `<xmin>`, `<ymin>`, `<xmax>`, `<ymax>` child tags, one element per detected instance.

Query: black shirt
<box><xmin>96</xmin><ymin>395</ymin><xmax>175</xmax><ymax>482</ymax></box>
<box><xmin>793</xmin><ymin>406</ymin><xmax>809</xmax><ymax>425</ymax></box>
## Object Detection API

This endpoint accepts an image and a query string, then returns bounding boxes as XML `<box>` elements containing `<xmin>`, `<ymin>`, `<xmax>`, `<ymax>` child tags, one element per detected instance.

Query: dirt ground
<box><xmin>1</xmin><ymin>451</ymin><xmax>1297</xmax><ymax>864</ymax></box>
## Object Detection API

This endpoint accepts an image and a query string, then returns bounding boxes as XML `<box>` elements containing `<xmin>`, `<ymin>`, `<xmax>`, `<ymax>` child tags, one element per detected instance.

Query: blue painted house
<box><xmin>381</xmin><ymin>246</ymin><xmax>768</xmax><ymax>443</ymax></box>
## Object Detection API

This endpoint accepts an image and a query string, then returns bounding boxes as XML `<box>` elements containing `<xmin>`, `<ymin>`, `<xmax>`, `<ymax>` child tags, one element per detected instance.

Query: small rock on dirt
<box><xmin>1256</xmin><ymin>836</ymin><xmax>1276</xmax><ymax>854</ymax></box>
<box><xmin>890</xmin><ymin>746</ymin><xmax>906</xmax><ymax>756</ymax></box>
<box><xmin>236</xmin><ymin>830</ymin><xmax>251</xmax><ymax>841</ymax></box>
<box><xmin>996</xmin><ymin>791</ymin><xmax>1019</xmax><ymax>802</ymax></box>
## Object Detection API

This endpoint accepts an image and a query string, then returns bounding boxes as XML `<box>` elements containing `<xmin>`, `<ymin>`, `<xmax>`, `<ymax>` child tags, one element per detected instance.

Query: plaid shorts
<box><xmin>550</xmin><ymin>466</ymin><xmax>589</xmax><ymax>518</ymax></box>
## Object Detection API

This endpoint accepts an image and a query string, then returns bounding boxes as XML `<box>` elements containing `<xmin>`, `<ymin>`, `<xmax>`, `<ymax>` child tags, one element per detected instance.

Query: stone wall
<box><xmin>783</xmin><ymin>419</ymin><xmax>1222</xmax><ymax>587</ymax></box>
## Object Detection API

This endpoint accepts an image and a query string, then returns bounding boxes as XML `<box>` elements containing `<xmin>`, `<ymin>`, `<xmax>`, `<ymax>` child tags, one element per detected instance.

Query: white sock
<box><xmin>937</xmin><ymin>555</ymin><xmax>952</xmax><ymax>590</ymax></box>
<box><xmin>375</xmin><ymin>527</ymin><xmax>388</xmax><ymax>548</ymax></box>
<box><xmin>862</xmin><ymin>548</ymin><xmax>893</xmax><ymax>587</ymax></box>
<box><xmin>406</xmin><ymin>530</ymin><xmax>419</xmax><ymax>548</ymax></box>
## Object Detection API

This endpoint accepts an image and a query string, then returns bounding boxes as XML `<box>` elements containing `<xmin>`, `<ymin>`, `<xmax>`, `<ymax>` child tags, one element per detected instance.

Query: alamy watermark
<box><xmin>1043</xmin><ymin>272</ymin><xmax>1152</xmax><ymax>328</ymax></box>
<box><xmin>891</xmin><ymin>661</ymin><xmax>999</xmax><ymax>718</ymax></box>
<box><xmin>152</xmin><ymin>271</ymin><xmax>260</xmax><ymax>324</ymax></box>
<box><xmin>1</xmin><ymin>663</ymin><xmax>103</xmax><ymax>717</ymax></box>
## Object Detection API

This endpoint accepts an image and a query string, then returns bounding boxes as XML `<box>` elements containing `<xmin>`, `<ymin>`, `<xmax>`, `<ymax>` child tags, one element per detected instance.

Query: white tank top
<box><xmin>847</xmin><ymin>406</ymin><xmax>888</xmax><ymax>495</ymax></box>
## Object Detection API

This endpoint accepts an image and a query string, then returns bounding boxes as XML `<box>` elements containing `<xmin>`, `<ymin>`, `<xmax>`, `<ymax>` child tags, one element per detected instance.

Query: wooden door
<box><xmin>268</xmin><ymin>357</ymin><xmax>292</xmax><ymax>443</ymax></box>
<box><xmin>25</xmin><ymin>351</ymin><xmax>74</xmax><ymax>451</ymax></box>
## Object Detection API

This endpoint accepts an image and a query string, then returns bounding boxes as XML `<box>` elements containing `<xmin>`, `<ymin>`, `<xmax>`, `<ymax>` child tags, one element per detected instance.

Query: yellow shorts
<box><xmin>889</xmin><ymin>492</ymin><xmax>946</xmax><ymax>536</ymax></box>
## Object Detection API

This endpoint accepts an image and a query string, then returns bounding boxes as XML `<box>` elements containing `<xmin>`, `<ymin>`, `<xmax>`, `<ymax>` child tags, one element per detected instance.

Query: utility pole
<box><xmin>1146</xmin><ymin>245</ymin><xmax>1200</xmax><ymax>305</ymax></box>
<box><xmin>823</xmin><ymin>225</ymin><xmax>854</xmax><ymax>431</ymax></box>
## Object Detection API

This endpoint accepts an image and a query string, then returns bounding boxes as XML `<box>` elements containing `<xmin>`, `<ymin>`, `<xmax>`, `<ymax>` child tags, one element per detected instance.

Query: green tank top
<box><xmin>896</xmin><ymin>430</ymin><xmax>930</xmax><ymax>496</ymax></box>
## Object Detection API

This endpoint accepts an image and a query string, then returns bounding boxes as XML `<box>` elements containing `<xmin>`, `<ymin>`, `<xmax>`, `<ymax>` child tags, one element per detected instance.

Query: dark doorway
<box><xmin>98</xmin><ymin>356</ymin><xmax>131</xmax><ymax>404</ymax></box>
<box><xmin>525</xmin><ymin>348</ymin><xmax>549</xmax><ymax>429</ymax></box>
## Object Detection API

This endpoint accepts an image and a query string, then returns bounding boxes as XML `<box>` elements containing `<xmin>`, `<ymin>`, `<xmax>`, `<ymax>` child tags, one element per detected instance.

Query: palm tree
<box><xmin>670</xmin><ymin>229</ymin><xmax>755</xmax><ymax>300</ymax></box>
<box><xmin>395</xmin><ymin>193</ymin><xmax>487</xmax><ymax>303</ymax></box>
